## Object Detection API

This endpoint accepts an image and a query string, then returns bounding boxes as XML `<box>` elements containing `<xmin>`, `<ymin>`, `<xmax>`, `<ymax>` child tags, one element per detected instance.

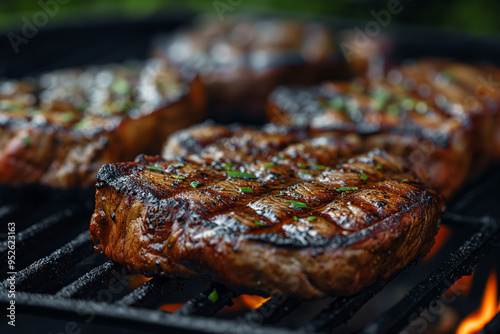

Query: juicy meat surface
<box><xmin>267</xmin><ymin>59</ymin><xmax>500</xmax><ymax>198</ymax></box>
<box><xmin>91</xmin><ymin>126</ymin><xmax>443</xmax><ymax>299</ymax></box>
<box><xmin>0</xmin><ymin>59</ymin><xmax>205</xmax><ymax>187</ymax></box>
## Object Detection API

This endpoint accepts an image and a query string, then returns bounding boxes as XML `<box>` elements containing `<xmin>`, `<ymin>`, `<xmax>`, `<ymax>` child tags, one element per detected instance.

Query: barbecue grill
<box><xmin>1</xmin><ymin>12</ymin><xmax>500</xmax><ymax>334</ymax></box>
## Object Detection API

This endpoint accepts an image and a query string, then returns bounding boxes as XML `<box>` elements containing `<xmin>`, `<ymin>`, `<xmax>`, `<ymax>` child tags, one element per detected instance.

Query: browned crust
<box><xmin>90</xmin><ymin>149</ymin><xmax>443</xmax><ymax>299</ymax></box>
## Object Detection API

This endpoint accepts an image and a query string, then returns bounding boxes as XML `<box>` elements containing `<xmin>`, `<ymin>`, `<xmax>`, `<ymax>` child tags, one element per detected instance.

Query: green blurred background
<box><xmin>1</xmin><ymin>0</ymin><xmax>499</xmax><ymax>34</ymax></box>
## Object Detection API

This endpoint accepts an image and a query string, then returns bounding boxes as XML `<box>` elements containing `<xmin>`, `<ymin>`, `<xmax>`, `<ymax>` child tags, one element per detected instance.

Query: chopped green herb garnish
<box><xmin>293</xmin><ymin>216</ymin><xmax>298</xmax><ymax>221</ymax></box>
<box><xmin>22</xmin><ymin>136</ymin><xmax>31</xmax><ymax>147</ymax></box>
<box><xmin>227</xmin><ymin>171</ymin><xmax>256</xmax><ymax>179</ymax></box>
<box><xmin>74</xmin><ymin>118</ymin><xmax>91</xmax><ymax>129</ymax></box>
<box><xmin>307</xmin><ymin>216</ymin><xmax>317</xmax><ymax>221</ymax></box>
<box><xmin>146</xmin><ymin>166</ymin><xmax>163</xmax><ymax>172</ymax></box>
<box><xmin>375</xmin><ymin>164</ymin><xmax>383</xmax><ymax>170</ymax></box>
<box><xmin>263</xmin><ymin>162</ymin><xmax>276</xmax><ymax>169</ymax></box>
<box><xmin>330</xmin><ymin>96</ymin><xmax>345</xmax><ymax>110</ymax></box>
<box><xmin>402</xmin><ymin>179</ymin><xmax>409</xmax><ymax>183</ymax></box>
<box><xmin>60</xmin><ymin>112</ymin><xmax>75</xmax><ymax>122</ymax></box>
<box><xmin>360</xmin><ymin>171</ymin><xmax>368</xmax><ymax>181</ymax></box>
<box><xmin>170</xmin><ymin>174</ymin><xmax>185</xmax><ymax>180</ymax></box>
<box><xmin>299</xmin><ymin>171</ymin><xmax>314</xmax><ymax>177</ymax></box>
<box><xmin>312</xmin><ymin>164</ymin><xmax>325</xmax><ymax>170</ymax></box>
<box><xmin>278</xmin><ymin>155</ymin><xmax>287</xmax><ymax>160</ymax></box>
<box><xmin>110</xmin><ymin>79</ymin><xmax>131</xmax><ymax>95</ymax></box>
<box><xmin>335</xmin><ymin>187</ymin><xmax>359</xmax><ymax>192</ymax></box>
<box><xmin>298</xmin><ymin>163</ymin><xmax>308</xmax><ymax>168</ymax></box>
<box><xmin>386</xmin><ymin>104</ymin><xmax>400</xmax><ymax>116</ymax></box>
<box><xmin>221</xmin><ymin>162</ymin><xmax>233</xmax><ymax>171</ymax></box>
<box><xmin>209</xmin><ymin>290</ymin><xmax>218</xmax><ymax>303</ymax></box>
<box><xmin>254</xmin><ymin>220</ymin><xmax>265</xmax><ymax>226</ymax></box>
<box><xmin>190</xmin><ymin>181</ymin><xmax>201</xmax><ymax>188</ymax></box>
<box><xmin>239</xmin><ymin>187</ymin><xmax>254</xmax><ymax>193</ymax></box>
<box><xmin>276</xmin><ymin>193</ymin><xmax>284</xmax><ymax>197</ymax></box>
<box><xmin>285</xmin><ymin>200</ymin><xmax>308</xmax><ymax>209</ymax></box>
<box><xmin>175</xmin><ymin>163</ymin><xmax>185</xmax><ymax>168</ymax></box>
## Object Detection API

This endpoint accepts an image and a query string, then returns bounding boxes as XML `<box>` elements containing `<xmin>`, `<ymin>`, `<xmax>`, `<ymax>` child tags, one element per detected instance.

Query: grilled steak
<box><xmin>91</xmin><ymin>125</ymin><xmax>443</xmax><ymax>298</ymax></box>
<box><xmin>267</xmin><ymin>59</ymin><xmax>500</xmax><ymax>198</ymax></box>
<box><xmin>0</xmin><ymin>59</ymin><xmax>205</xmax><ymax>187</ymax></box>
<box><xmin>152</xmin><ymin>16</ymin><xmax>350</xmax><ymax>123</ymax></box>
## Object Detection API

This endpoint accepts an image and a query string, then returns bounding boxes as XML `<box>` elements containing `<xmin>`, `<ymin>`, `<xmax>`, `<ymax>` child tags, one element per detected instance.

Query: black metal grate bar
<box><xmin>1</xmin><ymin>232</ymin><xmax>94</xmax><ymax>292</ymax></box>
<box><xmin>175</xmin><ymin>283</ymin><xmax>235</xmax><ymax>316</ymax></box>
<box><xmin>56</xmin><ymin>261</ymin><xmax>124</xmax><ymax>299</ymax></box>
<box><xmin>0</xmin><ymin>208</ymin><xmax>81</xmax><ymax>267</ymax></box>
<box><xmin>359</xmin><ymin>218</ymin><xmax>500</xmax><ymax>334</ymax></box>
<box><xmin>300</xmin><ymin>282</ymin><xmax>388</xmax><ymax>332</ymax></box>
<box><xmin>117</xmin><ymin>276</ymin><xmax>186</xmax><ymax>308</ymax></box>
<box><xmin>244</xmin><ymin>297</ymin><xmax>302</xmax><ymax>326</ymax></box>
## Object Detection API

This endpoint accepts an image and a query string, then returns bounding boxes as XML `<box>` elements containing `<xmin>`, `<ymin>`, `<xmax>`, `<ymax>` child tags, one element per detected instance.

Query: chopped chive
<box><xmin>298</xmin><ymin>162</ymin><xmax>308</xmax><ymax>168</ymax></box>
<box><xmin>276</xmin><ymin>193</ymin><xmax>284</xmax><ymax>197</ymax></box>
<box><xmin>386</xmin><ymin>104</ymin><xmax>399</xmax><ymax>116</ymax></box>
<box><xmin>299</xmin><ymin>171</ymin><xmax>314</xmax><ymax>177</ymax></box>
<box><xmin>209</xmin><ymin>290</ymin><xmax>218</xmax><ymax>303</ymax></box>
<box><xmin>254</xmin><ymin>220</ymin><xmax>265</xmax><ymax>226</ymax></box>
<box><xmin>278</xmin><ymin>155</ymin><xmax>287</xmax><ymax>160</ymax></box>
<box><xmin>190</xmin><ymin>181</ymin><xmax>201</xmax><ymax>188</ymax></box>
<box><xmin>375</xmin><ymin>164</ymin><xmax>383</xmax><ymax>170</ymax></box>
<box><xmin>307</xmin><ymin>216</ymin><xmax>317</xmax><ymax>221</ymax></box>
<box><xmin>263</xmin><ymin>162</ymin><xmax>275</xmax><ymax>169</ymax></box>
<box><xmin>22</xmin><ymin>136</ymin><xmax>31</xmax><ymax>147</ymax></box>
<box><xmin>175</xmin><ymin>163</ymin><xmax>185</xmax><ymax>168</ymax></box>
<box><xmin>146</xmin><ymin>166</ymin><xmax>163</xmax><ymax>172</ymax></box>
<box><xmin>110</xmin><ymin>79</ymin><xmax>131</xmax><ymax>95</ymax></box>
<box><xmin>170</xmin><ymin>174</ymin><xmax>185</xmax><ymax>180</ymax></box>
<box><xmin>360</xmin><ymin>171</ymin><xmax>368</xmax><ymax>181</ymax></box>
<box><xmin>335</xmin><ymin>187</ymin><xmax>359</xmax><ymax>192</ymax></box>
<box><xmin>330</xmin><ymin>96</ymin><xmax>345</xmax><ymax>110</ymax></box>
<box><xmin>285</xmin><ymin>200</ymin><xmax>308</xmax><ymax>209</ymax></box>
<box><xmin>74</xmin><ymin>118</ymin><xmax>91</xmax><ymax>129</ymax></box>
<box><xmin>402</xmin><ymin>179</ymin><xmax>409</xmax><ymax>183</ymax></box>
<box><xmin>221</xmin><ymin>162</ymin><xmax>233</xmax><ymax>171</ymax></box>
<box><xmin>312</xmin><ymin>164</ymin><xmax>325</xmax><ymax>170</ymax></box>
<box><xmin>239</xmin><ymin>187</ymin><xmax>254</xmax><ymax>193</ymax></box>
<box><xmin>293</xmin><ymin>216</ymin><xmax>298</xmax><ymax>221</ymax></box>
<box><xmin>227</xmin><ymin>171</ymin><xmax>256</xmax><ymax>179</ymax></box>
<box><xmin>60</xmin><ymin>112</ymin><xmax>75</xmax><ymax>122</ymax></box>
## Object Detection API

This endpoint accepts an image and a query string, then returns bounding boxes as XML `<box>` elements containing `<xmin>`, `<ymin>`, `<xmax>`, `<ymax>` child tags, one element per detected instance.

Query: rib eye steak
<box><xmin>0</xmin><ymin>59</ymin><xmax>205</xmax><ymax>187</ymax></box>
<box><xmin>90</xmin><ymin>125</ymin><xmax>444</xmax><ymax>298</ymax></box>
<box><xmin>267</xmin><ymin>59</ymin><xmax>500</xmax><ymax>198</ymax></box>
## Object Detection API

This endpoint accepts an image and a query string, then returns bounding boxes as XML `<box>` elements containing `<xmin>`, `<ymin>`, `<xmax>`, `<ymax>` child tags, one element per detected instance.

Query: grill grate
<box><xmin>1</xmin><ymin>15</ymin><xmax>500</xmax><ymax>334</ymax></box>
<box><xmin>0</xmin><ymin>165</ymin><xmax>499</xmax><ymax>333</ymax></box>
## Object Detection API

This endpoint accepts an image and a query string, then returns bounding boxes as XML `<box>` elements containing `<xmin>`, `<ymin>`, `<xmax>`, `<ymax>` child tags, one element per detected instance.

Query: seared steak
<box><xmin>0</xmin><ymin>59</ymin><xmax>205</xmax><ymax>187</ymax></box>
<box><xmin>152</xmin><ymin>16</ymin><xmax>350</xmax><ymax>123</ymax></box>
<box><xmin>91</xmin><ymin>126</ymin><xmax>443</xmax><ymax>298</ymax></box>
<box><xmin>267</xmin><ymin>59</ymin><xmax>500</xmax><ymax>198</ymax></box>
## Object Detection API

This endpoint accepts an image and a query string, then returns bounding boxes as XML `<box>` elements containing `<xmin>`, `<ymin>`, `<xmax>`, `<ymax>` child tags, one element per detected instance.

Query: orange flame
<box><xmin>457</xmin><ymin>271</ymin><xmax>500</xmax><ymax>334</ymax></box>
<box><xmin>424</xmin><ymin>225</ymin><xmax>451</xmax><ymax>261</ymax></box>
<box><xmin>127</xmin><ymin>274</ymin><xmax>152</xmax><ymax>290</ymax></box>
<box><xmin>239</xmin><ymin>295</ymin><xmax>271</xmax><ymax>309</ymax></box>
<box><xmin>158</xmin><ymin>303</ymin><xmax>185</xmax><ymax>312</ymax></box>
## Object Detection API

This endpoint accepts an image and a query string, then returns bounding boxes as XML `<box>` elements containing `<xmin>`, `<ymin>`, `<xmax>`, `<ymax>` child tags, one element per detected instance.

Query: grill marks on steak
<box><xmin>266</xmin><ymin>59</ymin><xmax>500</xmax><ymax>198</ymax></box>
<box><xmin>91</xmin><ymin>132</ymin><xmax>443</xmax><ymax>298</ymax></box>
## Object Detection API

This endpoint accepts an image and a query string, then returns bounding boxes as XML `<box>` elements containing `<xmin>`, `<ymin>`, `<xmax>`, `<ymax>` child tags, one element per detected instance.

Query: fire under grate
<box><xmin>0</xmin><ymin>163</ymin><xmax>499</xmax><ymax>334</ymax></box>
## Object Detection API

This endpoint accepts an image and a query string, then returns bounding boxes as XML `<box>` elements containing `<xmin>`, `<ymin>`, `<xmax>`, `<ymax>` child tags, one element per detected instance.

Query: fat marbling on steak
<box><xmin>90</xmin><ymin>125</ymin><xmax>444</xmax><ymax>298</ymax></box>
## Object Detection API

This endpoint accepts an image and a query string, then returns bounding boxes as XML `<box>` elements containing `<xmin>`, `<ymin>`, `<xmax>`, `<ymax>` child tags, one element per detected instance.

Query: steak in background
<box><xmin>0</xmin><ymin>59</ymin><xmax>205</xmax><ymax>187</ymax></box>
<box><xmin>152</xmin><ymin>15</ymin><xmax>352</xmax><ymax>123</ymax></box>
<box><xmin>267</xmin><ymin>59</ymin><xmax>500</xmax><ymax>199</ymax></box>
<box><xmin>91</xmin><ymin>124</ymin><xmax>443</xmax><ymax>299</ymax></box>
